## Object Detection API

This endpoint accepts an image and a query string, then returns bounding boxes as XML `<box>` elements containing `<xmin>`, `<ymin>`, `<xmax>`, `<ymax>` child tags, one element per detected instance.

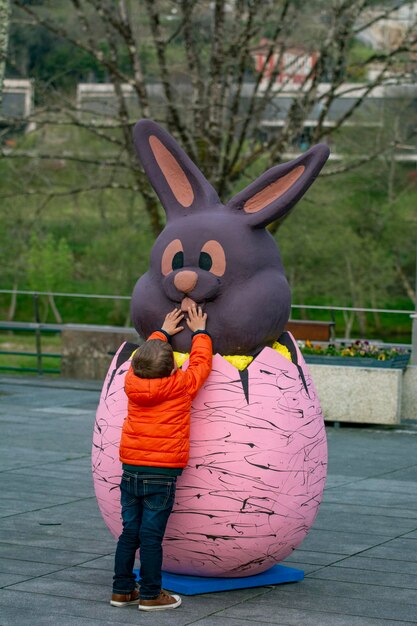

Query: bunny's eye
<box><xmin>200</xmin><ymin>241</ymin><xmax>226</xmax><ymax>276</ymax></box>
<box><xmin>161</xmin><ymin>239</ymin><xmax>184</xmax><ymax>276</ymax></box>
<box><xmin>172</xmin><ymin>251</ymin><xmax>184</xmax><ymax>270</ymax></box>
<box><xmin>199</xmin><ymin>252</ymin><xmax>212</xmax><ymax>271</ymax></box>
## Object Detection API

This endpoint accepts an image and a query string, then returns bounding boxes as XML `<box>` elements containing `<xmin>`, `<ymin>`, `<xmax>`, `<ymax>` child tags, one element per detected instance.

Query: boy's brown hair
<box><xmin>131</xmin><ymin>339</ymin><xmax>174</xmax><ymax>379</ymax></box>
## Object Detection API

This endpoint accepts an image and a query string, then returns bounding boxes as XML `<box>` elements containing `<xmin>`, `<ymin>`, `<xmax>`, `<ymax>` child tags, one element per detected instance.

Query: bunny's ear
<box><xmin>133</xmin><ymin>119</ymin><xmax>220</xmax><ymax>220</ymax></box>
<box><xmin>226</xmin><ymin>144</ymin><xmax>330</xmax><ymax>228</ymax></box>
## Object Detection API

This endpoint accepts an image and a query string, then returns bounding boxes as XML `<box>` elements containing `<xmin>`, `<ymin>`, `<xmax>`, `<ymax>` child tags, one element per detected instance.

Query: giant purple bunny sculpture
<box><xmin>93</xmin><ymin>119</ymin><xmax>330</xmax><ymax>578</ymax></box>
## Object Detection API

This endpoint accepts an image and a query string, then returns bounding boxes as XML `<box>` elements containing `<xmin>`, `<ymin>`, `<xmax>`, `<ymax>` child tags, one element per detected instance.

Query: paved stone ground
<box><xmin>0</xmin><ymin>375</ymin><xmax>416</xmax><ymax>626</ymax></box>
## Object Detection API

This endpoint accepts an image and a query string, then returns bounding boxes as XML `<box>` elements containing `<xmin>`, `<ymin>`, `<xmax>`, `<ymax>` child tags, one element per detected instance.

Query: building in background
<box><xmin>1</xmin><ymin>79</ymin><xmax>33</xmax><ymax>120</ymax></box>
<box><xmin>253</xmin><ymin>39</ymin><xmax>318</xmax><ymax>89</ymax></box>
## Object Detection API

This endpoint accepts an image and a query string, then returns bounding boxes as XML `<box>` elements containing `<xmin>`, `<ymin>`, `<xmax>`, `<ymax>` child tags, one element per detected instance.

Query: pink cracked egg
<box><xmin>92</xmin><ymin>337</ymin><xmax>327</xmax><ymax>577</ymax></box>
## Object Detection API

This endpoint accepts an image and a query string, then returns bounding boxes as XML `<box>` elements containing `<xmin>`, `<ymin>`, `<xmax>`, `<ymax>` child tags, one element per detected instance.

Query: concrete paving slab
<box><xmin>403</xmin><ymin>530</ymin><xmax>417</xmax><ymax>539</ymax></box>
<box><xmin>342</xmin><ymin>477</ymin><xmax>417</xmax><ymax>495</ymax></box>
<box><xmin>10</xmin><ymin>462</ymin><xmax>91</xmax><ymax>479</ymax></box>
<box><xmin>0</xmin><ymin>482</ymin><xmax>92</xmax><ymax>501</ymax></box>
<box><xmin>0</xmin><ymin>543</ymin><xmax>101</xmax><ymax>566</ymax></box>
<box><xmin>313</xmin><ymin>508</ymin><xmax>417</xmax><ymax>535</ymax></box>
<box><xmin>4</xmin><ymin>577</ymin><xmax>111</xmax><ymax>602</ymax></box>
<box><xmin>360</xmin><ymin>537</ymin><xmax>417</xmax><ymax>562</ymax></box>
<box><xmin>0</xmin><ymin>479</ymin><xmax>91</xmax><ymax>500</ymax></box>
<box><xmin>276</xmin><ymin>576</ymin><xmax>417</xmax><ymax>603</ymax></box>
<box><xmin>283</xmin><ymin>549</ymin><xmax>350</xmax><ymax>566</ymax></box>
<box><xmin>0</xmin><ymin>572</ymin><xmax>32</xmax><ymax>586</ymax></box>
<box><xmin>324</xmin><ymin>474</ymin><xmax>357</xmax><ymax>489</ymax></box>
<box><xmin>0</xmin><ymin>500</ymin><xmax>83</xmax><ymax>519</ymax></box>
<box><xmin>0</xmin><ymin>449</ymin><xmax>72</xmax><ymax>472</ymax></box>
<box><xmin>323</xmin><ymin>487</ymin><xmax>417</xmax><ymax>509</ymax></box>
<box><xmin>296</xmin><ymin>528</ymin><xmax>392</xmax><ymax>555</ymax></box>
<box><xmin>0</xmin><ymin>516</ymin><xmax>116</xmax><ymax>543</ymax></box>
<box><xmin>191</xmin><ymin>613</ymin><xmax>417</xmax><ymax>626</ymax></box>
<box><xmin>307</xmin><ymin>564</ymin><xmax>417</xmax><ymax>589</ymax></box>
<box><xmin>48</xmin><ymin>565</ymin><xmax>113</xmax><ymax>586</ymax></box>
<box><xmin>317</xmin><ymin>500</ymin><xmax>417</xmax><ymax>520</ymax></box>
<box><xmin>276</xmin><ymin>562</ymin><xmax>320</xmax><ymax>575</ymax></box>
<box><xmin>0</xmin><ymin>530</ymin><xmax>113</xmax><ymax>555</ymax></box>
<box><xmin>379</xmin><ymin>466</ymin><xmax>417</xmax><ymax>481</ymax></box>
<box><xmin>77</xmin><ymin>555</ymin><xmax>115</xmax><ymax>571</ymax></box>
<box><xmin>219</xmin><ymin>586</ymin><xmax>417</xmax><ymax>622</ymax></box>
<box><xmin>28</xmin><ymin>499</ymin><xmax>105</xmax><ymax>521</ymax></box>
<box><xmin>333</xmin><ymin>555</ymin><xmax>417</xmax><ymax>576</ymax></box>
<box><xmin>0</xmin><ymin>557</ymin><xmax>64</xmax><ymax>577</ymax></box>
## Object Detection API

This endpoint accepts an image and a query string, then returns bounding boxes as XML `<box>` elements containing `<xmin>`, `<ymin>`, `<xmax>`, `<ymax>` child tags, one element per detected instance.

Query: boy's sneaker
<box><xmin>139</xmin><ymin>589</ymin><xmax>182</xmax><ymax>611</ymax></box>
<box><xmin>110</xmin><ymin>588</ymin><xmax>140</xmax><ymax>607</ymax></box>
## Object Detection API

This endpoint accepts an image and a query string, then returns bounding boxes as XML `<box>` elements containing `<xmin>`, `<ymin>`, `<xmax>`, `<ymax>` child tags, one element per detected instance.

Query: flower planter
<box><xmin>308</xmin><ymin>364</ymin><xmax>403</xmax><ymax>425</ymax></box>
<box><xmin>304</xmin><ymin>354</ymin><xmax>410</xmax><ymax>369</ymax></box>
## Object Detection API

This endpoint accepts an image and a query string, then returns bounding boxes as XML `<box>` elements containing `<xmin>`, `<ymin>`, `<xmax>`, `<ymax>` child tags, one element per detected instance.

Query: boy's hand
<box><xmin>161</xmin><ymin>308</ymin><xmax>184</xmax><ymax>336</ymax></box>
<box><xmin>186</xmin><ymin>305</ymin><xmax>207</xmax><ymax>332</ymax></box>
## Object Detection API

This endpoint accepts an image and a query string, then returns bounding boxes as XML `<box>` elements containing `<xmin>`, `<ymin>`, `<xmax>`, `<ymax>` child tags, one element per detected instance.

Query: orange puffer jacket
<box><xmin>120</xmin><ymin>330</ymin><xmax>212</xmax><ymax>468</ymax></box>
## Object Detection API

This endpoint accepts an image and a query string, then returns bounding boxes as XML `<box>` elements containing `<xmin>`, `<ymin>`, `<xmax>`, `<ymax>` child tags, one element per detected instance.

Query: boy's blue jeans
<box><xmin>112</xmin><ymin>471</ymin><xmax>177</xmax><ymax>599</ymax></box>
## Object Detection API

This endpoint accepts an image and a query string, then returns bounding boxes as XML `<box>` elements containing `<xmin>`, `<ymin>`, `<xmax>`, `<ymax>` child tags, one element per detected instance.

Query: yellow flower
<box><xmin>378</xmin><ymin>354</ymin><xmax>386</xmax><ymax>361</ymax></box>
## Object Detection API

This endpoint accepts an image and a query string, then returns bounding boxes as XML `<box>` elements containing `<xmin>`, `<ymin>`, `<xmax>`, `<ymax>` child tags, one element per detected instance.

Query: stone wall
<box><xmin>61</xmin><ymin>325</ymin><xmax>142</xmax><ymax>380</ymax></box>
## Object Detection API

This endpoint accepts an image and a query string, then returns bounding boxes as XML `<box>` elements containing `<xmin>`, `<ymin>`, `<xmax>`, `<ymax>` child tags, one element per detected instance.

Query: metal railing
<box><xmin>0</xmin><ymin>292</ymin><xmax>64</xmax><ymax>374</ymax></box>
<box><xmin>0</xmin><ymin>289</ymin><xmax>414</xmax><ymax>374</ymax></box>
<box><xmin>0</xmin><ymin>289</ymin><xmax>413</xmax><ymax>316</ymax></box>
<box><xmin>0</xmin><ymin>323</ymin><xmax>61</xmax><ymax>374</ymax></box>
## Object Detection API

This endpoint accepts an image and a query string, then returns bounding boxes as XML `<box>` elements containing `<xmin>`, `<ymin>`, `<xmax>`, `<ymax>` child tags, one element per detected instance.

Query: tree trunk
<box><xmin>0</xmin><ymin>0</ymin><xmax>10</xmax><ymax>108</ymax></box>
<box><xmin>356</xmin><ymin>309</ymin><xmax>367</xmax><ymax>337</ymax></box>
<box><xmin>7</xmin><ymin>280</ymin><xmax>17</xmax><ymax>321</ymax></box>
<box><xmin>394</xmin><ymin>253</ymin><xmax>416</xmax><ymax>304</ymax></box>
<box><xmin>343</xmin><ymin>311</ymin><xmax>355</xmax><ymax>340</ymax></box>
<box><xmin>143</xmin><ymin>193</ymin><xmax>164</xmax><ymax>238</ymax></box>
<box><xmin>370</xmin><ymin>289</ymin><xmax>382</xmax><ymax>333</ymax></box>
<box><xmin>48</xmin><ymin>294</ymin><xmax>63</xmax><ymax>324</ymax></box>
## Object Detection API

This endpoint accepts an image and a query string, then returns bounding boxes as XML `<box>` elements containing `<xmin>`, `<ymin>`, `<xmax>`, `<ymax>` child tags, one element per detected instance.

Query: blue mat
<box><xmin>133</xmin><ymin>564</ymin><xmax>303</xmax><ymax>595</ymax></box>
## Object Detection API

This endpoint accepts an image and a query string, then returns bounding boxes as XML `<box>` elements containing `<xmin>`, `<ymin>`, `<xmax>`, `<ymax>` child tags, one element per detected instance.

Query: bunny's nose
<box><xmin>174</xmin><ymin>270</ymin><xmax>198</xmax><ymax>293</ymax></box>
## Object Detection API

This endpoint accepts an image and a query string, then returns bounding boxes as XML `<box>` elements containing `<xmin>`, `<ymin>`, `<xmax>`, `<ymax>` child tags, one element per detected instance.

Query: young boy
<box><xmin>110</xmin><ymin>305</ymin><xmax>212</xmax><ymax>612</ymax></box>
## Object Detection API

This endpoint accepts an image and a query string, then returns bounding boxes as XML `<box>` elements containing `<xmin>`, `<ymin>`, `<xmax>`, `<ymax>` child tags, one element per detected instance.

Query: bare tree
<box><xmin>6</xmin><ymin>0</ymin><xmax>417</xmax><ymax>238</ymax></box>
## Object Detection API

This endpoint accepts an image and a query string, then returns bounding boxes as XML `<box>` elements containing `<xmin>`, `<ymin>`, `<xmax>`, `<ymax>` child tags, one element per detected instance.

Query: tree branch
<box><xmin>226</xmin><ymin>0</ymin><xmax>293</xmax><ymax>181</ymax></box>
<box><xmin>144</xmin><ymin>0</ymin><xmax>194</xmax><ymax>158</ymax></box>
<box><xmin>206</xmin><ymin>0</ymin><xmax>226</xmax><ymax>156</ymax></box>
<box><xmin>0</xmin><ymin>149</ymin><xmax>131</xmax><ymax>168</ymax></box>
<box><xmin>85</xmin><ymin>0</ymin><xmax>150</xmax><ymax>116</ymax></box>
<box><xmin>0</xmin><ymin>182</ymin><xmax>140</xmax><ymax>200</ymax></box>
<box><xmin>354</xmin><ymin>0</ymin><xmax>411</xmax><ymax>35</ymax></box>
<box><xmin>218</xmin><ymin>0</ymin><xmax>265</xmax><ymax>193</ymax></box>
<box><xmin>180</xmin><ymin>0</ymin><xmax>205</xmax><ymax>137</ymax></box>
